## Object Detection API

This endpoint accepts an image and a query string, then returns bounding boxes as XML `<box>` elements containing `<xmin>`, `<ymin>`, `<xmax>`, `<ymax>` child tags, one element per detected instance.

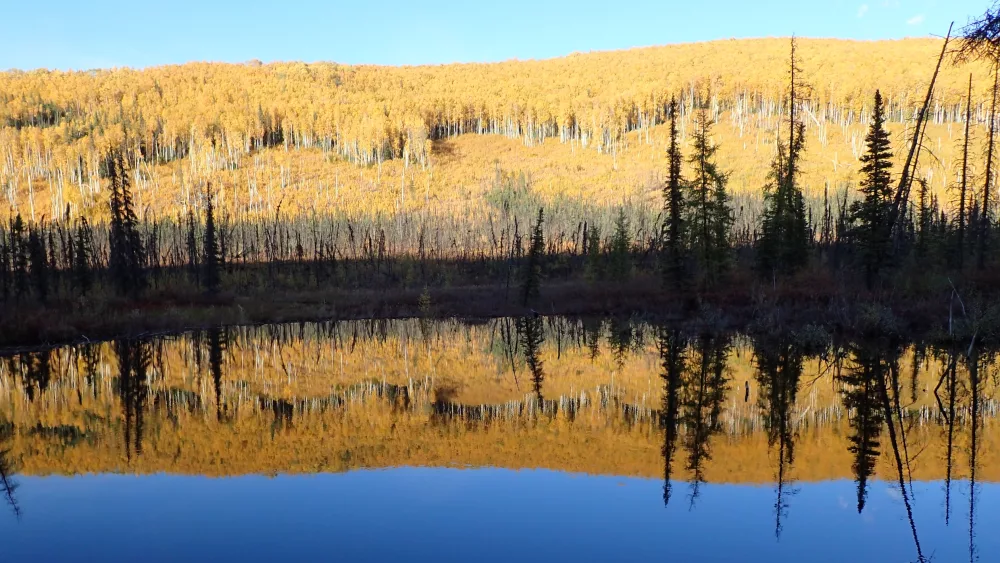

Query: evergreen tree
<box><xmin>185</xmin><ymin>209</ymin><xmax>199</xmax><ymax>286</ymax></box>
<box><xmin>662</xmin><ymin>97</ymin><xmax>687</xmax><ymax>290</ymax></box>
<box><xmin>757</xmin><ymin>38</ymin><xmax>811</xmax><ymax>277</ymax></box>
<box><xmin>915</xmin><ymin>179</ymin><xmax>933</xmax><ymax>259</ymax></box>
<box><xmin>850</xmin><ymin>90</ymin><xmax>894</xmax><ymax>289</ymax></box>
<box><xmin>203</xmin><ymin>183</ymin><xmax>221</xmax><ymax>293</ymax></box>
<box><xmin>73</xmin><ymin>218</ymin><xmax>93</xmax><ymax>295</ymax></box>
<box><xmin>584</xmin><ymin>223</ymin><xmax>603</xmax><ymax>281</ymax></box>
<box><xmin>10</xmin><ymin>215</ymin><xmax>27</xmax><ymax>300</ymax></box>
<box><xmin>608</xmin><ymin>208</ymin><xmax>632</xmax><ymax>280</ymax></box>
<box><xmin>107</xmin><ymin>150</ymin><xmax>146</xmax><ymax>296</ymax></box>
<box><xmin>688</xmin><ymin>106</ymin><xmax>733</xmax><ymax>284</ymax></box>
<box><xmin>521</xmin><ymin>207</ymin><xmax>545</xmax><ymax>306</ymax></box>
<box><xmin>758</xmin><ymin>126</ymin><xmax>810</xmax><ymax>275</ymax></box>
<box><xmin>0</xmin><ymin>229</ymin><xmax>9</xmax><ymax>303</ymax></box>
<box><xmin>27</xmin><ymin>227</ymin><xmax>48</xmax><ymax>303</ymax></box>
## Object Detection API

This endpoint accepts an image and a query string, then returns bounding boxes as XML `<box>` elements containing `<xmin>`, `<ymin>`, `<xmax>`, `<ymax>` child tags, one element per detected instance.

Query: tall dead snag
<box><xmin>887</xmin><ymin>23</ymin><xmax>953</xmax><ymax>243</ymax></box>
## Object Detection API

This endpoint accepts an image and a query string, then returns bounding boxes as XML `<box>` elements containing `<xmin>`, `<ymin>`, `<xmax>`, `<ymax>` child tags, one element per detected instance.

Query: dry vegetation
<box><xmin>0</xmin><ymin>38</ymin><xmax>993</xmax><ymax>222</ymax></box>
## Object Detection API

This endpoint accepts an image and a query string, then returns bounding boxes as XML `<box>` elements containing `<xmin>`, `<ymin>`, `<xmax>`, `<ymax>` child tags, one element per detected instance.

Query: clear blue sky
<box><xmin>0</xmin><ymin>0</ymin><xmax>990</xmax><ymax>70</ymax></box>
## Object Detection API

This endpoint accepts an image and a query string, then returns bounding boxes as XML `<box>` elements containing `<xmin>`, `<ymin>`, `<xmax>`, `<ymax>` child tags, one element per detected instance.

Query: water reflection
<box><xmin>0</xmin><ymin>422</ymin><xmax>19</xmax><ymax>519</ymax></box>
<box><xmin>0</xmin><ymin>317</ymin><xmax>998</xmax><ymax>561</ymax></box>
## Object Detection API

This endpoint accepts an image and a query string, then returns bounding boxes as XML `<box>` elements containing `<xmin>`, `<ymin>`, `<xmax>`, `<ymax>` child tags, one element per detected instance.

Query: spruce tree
<box><xmin>663</xmin><ymin>97</ymin><xmax>686</xmax><ymax>290</ymax></box>
<box><xmin>107</xmin><ymin>150</ymin><xmax>146</xmax><ymax>296</ymax></box>
<box><xmin>915</xmin><ymin>179</ymin><xmax>932</xmax><ymax>259</ymax></box>
<box><xmin>0</xmin><ymin>229</ymin><xmax>9</xmax><ymax>303</ymax></box>
<box><xmin>608</xmin><ymin>208</ymin><xmax>632</xmax><ymax>280</ymax></box>
<box><xmin>758</xmin><ymin>39</ymin><xmax>810</xmax><ymax>277</ymax></box>
<box><xmin>758</xmin><ymin>125</ymin><xmax>809</xmax><ymax>276</ymax></box>
<box><xmin>850</xmin><ymin>90</ymin><xmax>894</xmax><ymax>289</ymax></box>
<box><xmin>10</xmin><ymin>215</ymin><xmax>27</xmax><ymax>300</ymax></box>
<box><xmin>185</xmin><ymin>209</ymin><xmax>199</xmax><ymax>286</ymax></box>
<box><xmin>688</xmin><ymin>106</ymin><xmax>732</xmax><ymax>284</ymax></box>
<box><xmin>521</xmin><ymin>207</ymin><xmax>545</xmax><ymax>306</ymax></box>
<box><xmin>27</xmin><ymin>227</ymin><xmax>48</xmax><ymax>303</ymax></box>
<box><xmin>584</xmin><ymin>223</ymin><xmax>603</xmax><ymax>281</ymax></box>
<box><xmin>202</xmin><ymin>183</ymin><xmax>221</xmax><ymax>294</ymax></box>
<box><xmin>73</xmin><ymin>218</ymin><xmax>93</xmax><ymax>295</ymax></box>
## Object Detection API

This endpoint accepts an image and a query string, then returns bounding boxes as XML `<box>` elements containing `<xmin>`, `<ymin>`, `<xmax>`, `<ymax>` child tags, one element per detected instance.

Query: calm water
<box><xmin>0</xmin><ymin>318</ymin><xmax>997</xmax><ymax>562</ymax></box>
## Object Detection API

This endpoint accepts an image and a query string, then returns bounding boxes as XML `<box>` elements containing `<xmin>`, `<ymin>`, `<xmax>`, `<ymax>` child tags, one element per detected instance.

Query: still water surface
<box><xmin>0</xmin><ymin>318</ymin><xmax>997</xmax><ymax>562</ymax></box>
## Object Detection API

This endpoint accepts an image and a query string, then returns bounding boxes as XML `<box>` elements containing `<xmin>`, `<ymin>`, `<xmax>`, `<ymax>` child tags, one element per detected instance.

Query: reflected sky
<box><xmin>2</xmin><ymin>470</ymin><xmax>997</xmax><ymax>563</ymax></box>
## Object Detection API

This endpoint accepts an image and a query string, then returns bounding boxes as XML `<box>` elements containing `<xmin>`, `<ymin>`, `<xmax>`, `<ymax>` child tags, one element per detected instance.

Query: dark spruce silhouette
<box><xmin>658</xmin><ymin>328</ymin><xmax>686</xmax><ymax>507</ymax></box>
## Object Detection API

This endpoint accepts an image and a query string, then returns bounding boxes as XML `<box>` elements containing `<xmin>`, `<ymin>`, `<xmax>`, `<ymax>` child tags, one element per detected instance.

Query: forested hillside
<box><xmin>0</xmin><ymin>37</ymin><xmax>991</xmax><ymax>220</ymax></box>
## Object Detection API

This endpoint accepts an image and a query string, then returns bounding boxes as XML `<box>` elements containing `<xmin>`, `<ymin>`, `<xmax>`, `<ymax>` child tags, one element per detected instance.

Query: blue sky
<box><xmin>0</xmin><ymin>0</ymin><xmax>990</xmax><ymax>70</ymax></box>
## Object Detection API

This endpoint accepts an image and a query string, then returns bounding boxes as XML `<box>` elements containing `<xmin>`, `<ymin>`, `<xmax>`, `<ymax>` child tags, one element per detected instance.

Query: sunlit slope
<box><xmin>2</xmin><ymin>321</ymin><xmax>997</xmax><ymax>482</ymax></box>
<box><xmin>0</xmin><ymin>38</ymin><xmax>991</xmax><ymax>220</ymax></box>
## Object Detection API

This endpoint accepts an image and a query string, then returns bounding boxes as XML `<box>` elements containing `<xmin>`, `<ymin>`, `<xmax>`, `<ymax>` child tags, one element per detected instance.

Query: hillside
<box><xmin>0</xmin><ymin>37</ymin><xmax>992</xmax><ymax>222</ymax></box>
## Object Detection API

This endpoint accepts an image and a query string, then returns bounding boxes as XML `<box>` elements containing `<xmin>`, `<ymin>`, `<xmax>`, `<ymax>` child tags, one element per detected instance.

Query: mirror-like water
<box><xmin>0</xmin><ymin>318</ymin><xmax>997</xmax><ymax>562</ymax></box>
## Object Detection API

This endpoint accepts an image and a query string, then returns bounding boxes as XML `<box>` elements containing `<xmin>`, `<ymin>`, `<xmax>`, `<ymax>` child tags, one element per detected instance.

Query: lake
<box><xmin>0</xmin><ymin>318</ymin><xmax>996</xmax><ymax>562</ymax></box>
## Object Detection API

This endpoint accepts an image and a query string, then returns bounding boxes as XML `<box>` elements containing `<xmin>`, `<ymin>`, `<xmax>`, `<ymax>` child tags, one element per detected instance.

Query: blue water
<box><xmin>1</xmin><ymin>469</ymin><xmax>994</xmax><ymax>562</ymax></box>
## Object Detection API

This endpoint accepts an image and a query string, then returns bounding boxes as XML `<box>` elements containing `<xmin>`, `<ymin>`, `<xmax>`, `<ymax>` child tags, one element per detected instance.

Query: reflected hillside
<box><xmin>0</xmin><ymin>318</ymin><xmax>997</xmax><ymax>483</ymax></box>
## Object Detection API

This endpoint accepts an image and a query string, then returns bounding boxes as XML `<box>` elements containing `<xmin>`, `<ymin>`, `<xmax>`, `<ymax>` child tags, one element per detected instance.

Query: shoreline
<box><xmin>0</xmin><ymin>277</ymin><xmax>986</xmax><ymax>352</ymax></box>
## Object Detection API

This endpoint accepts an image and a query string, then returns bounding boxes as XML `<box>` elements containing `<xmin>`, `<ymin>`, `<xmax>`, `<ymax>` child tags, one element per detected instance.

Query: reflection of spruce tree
<box><xmin>582</xmin><ymin>318</ymin><xmax>602</xmax><ymax>361</ymax></box>
<box><xmin>682</xmin><ymin>334</ymin><xmax>730</xmax><ymax>506</ymax></box>
<box><xmin>839</xmin><ymin>342</ymin><xmax>888</xmax><ymax>513</ymax></box>
<box><xmin>753</xmin><ymin>335</ymin><xmax>803</xmax><ymax>538</ymax></box>
<box><xmin>607</xmin><ymin>317</ymin><xmax>634</xmax><ymax>369</ymax></box>
<box><xmin>517</xmin><ymin>315</ymin><xmax>545</xmax><ymax>401</ymax></box>
<box><xmin>11</xmin><ymin>350</ymin><xmax>52</xmax><ymax>402</ymax></box>
<box><xmin>966</xmin><ymin>345</ymin><xmax>985</xmax><ymax>562</ymax></box>
<box><xmin>520</xmin><ymin>208</ymin><xmax>545</xmax><ymax>306</ymax></box>
<box><xmin>658</xmin><ymin>328</ymin><xmax>686</xmax><ymax>507</ymax></box>
<box><xmin>874</xmin><ymin>341</ymin><xmax>925</xmax><ymax>563</ymax></box>
<box><xmin>208</xmin><ymin>328</ymin><xmax>227</xmax><ymax>422</ymax></box>
<box><xmin>932</xmin><ymin>347</ymin><xmax>960</xmax><ymax>525</ymax></box>
<box><xmin>0</xmin><ymin>424</ymin><xmax>20</xmax><ymax>519</ymax></box>
<box><xmin>115</xmin><ymin>338</ymin><xmax>151</xmax><ymax>461</ymax></box>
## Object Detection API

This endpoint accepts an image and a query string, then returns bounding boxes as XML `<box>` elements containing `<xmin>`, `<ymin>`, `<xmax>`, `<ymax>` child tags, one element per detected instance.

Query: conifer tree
<box><xmin>915</xmin><ymin>179</ymin><xmax>933</xmax><ymax>259</ymax></box>
<box><xmin>688</xmin><ymin>106</ymin><xmax>732</xmax><ymax>284</ymax></box>
<box><xmin>10</xmin><ymin>215</ymin><xmax>27</xmax><ymax>300</ymax></box>
<box><xmin>73</xmin><ymin>218</ymin><xmax>93</xmax><ymax>295</ymax></box>
<box><xmin>27</xmin><ymin>227</ymin><xmax>48</xmax><ymax>302</ymax></box>
<box><xmin>107</xmin><ymin>150</ymin><xmax>146</xmax><ymax>296</ymax></box>
<box><xmin>608</xmin><ymin>208</ymin><xmax>632</xmax><ymax>280</ymax></box>
<box><xmin>850</xmin><ymin>90</ymin><xmax>894</xmax><ymax>289</ymax></box>
<box><xmin>521</xmin><ymin>207</ymin><xmax>545</xmax><ymax>306</ymax></box>
<box><xmin>0</xmin><ymin>230</ymin><xmax>9</xmax><ymax>303</ymax></box>
<box><xmin>185</xmin><ymin>209</ymin><xmax>199</xmax><ymax>286</ymax></box>
<box><xmin>584</xmin><ymin>224</ymin><xmax>603</xmax><ymax>281</ymax></box>
<box><xmin>202</xmin><ymin>183</ymin><xmax>221</xmax><ymax>294</ymax></box>
<box><xmin>663</xmin><ymin>97</ymin><xmax>686</xmax><ymax>290</ymax></box>
<box><xmin>758</xmin><ymin>38</ymin><xmax>810</xmax><ymax>277</ymax></box>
